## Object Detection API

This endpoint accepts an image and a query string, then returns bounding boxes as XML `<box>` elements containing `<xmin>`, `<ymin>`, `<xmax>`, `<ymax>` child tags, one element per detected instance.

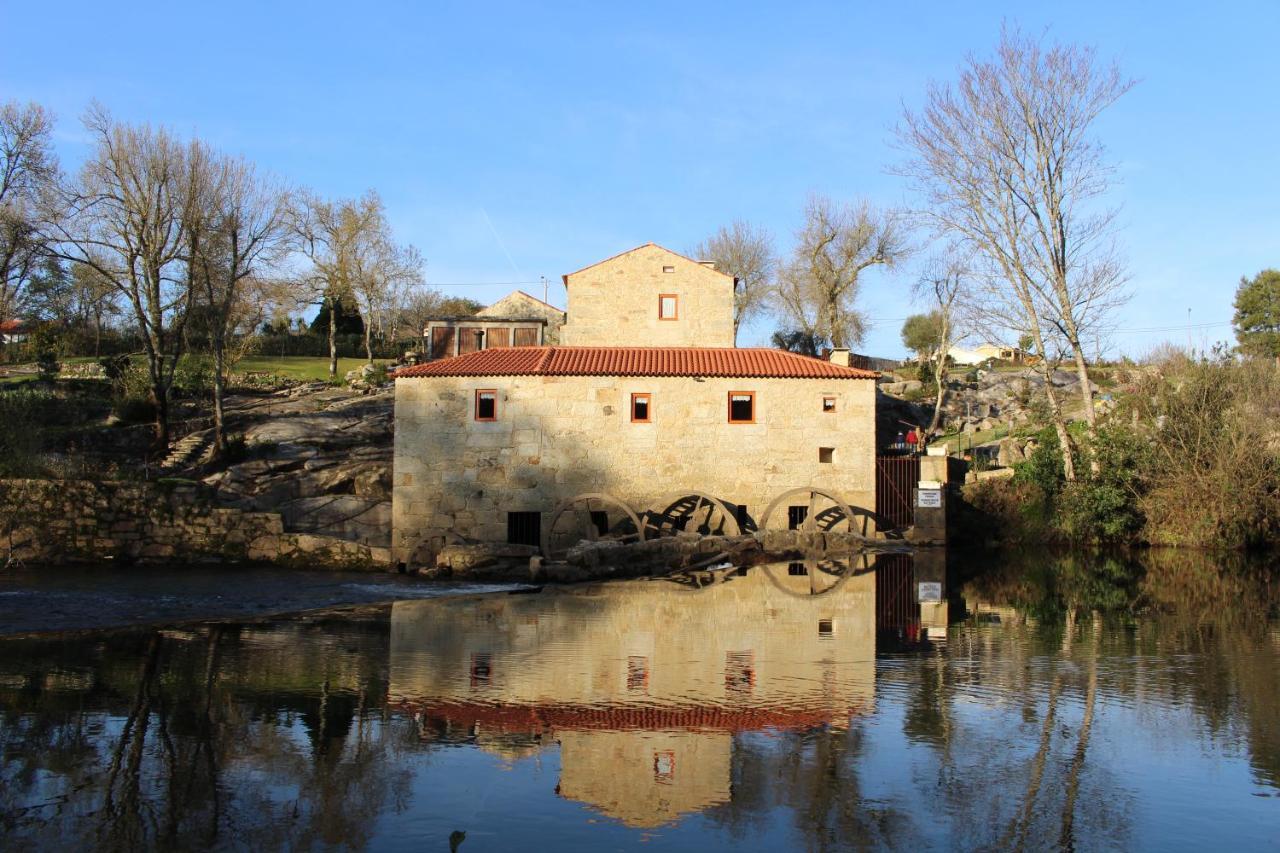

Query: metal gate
<box><xmin>875</xmin><ymin>456</ymin><xmax>920</xmax><ymax>530</ymax></box>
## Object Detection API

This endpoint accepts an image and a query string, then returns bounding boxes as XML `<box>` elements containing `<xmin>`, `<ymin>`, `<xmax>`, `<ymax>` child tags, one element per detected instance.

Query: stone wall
<box><xmin>392</xmin><ymin>373</ymin><xmax>878</xmax><ymax>563</ymax></box>
<box><xmin>560</xmin><ymin>244</ymin><xmax>735</xmax><ymax>347</ymax></box>
<box><xmin>476</xmin><ymin>291</ymin><xmax>567</xmax><ymax>344</ymax></box>
<box><xmin>0</xmin><ymin>479</ymin><xmax>391</xmax><ymax>570</ymax></box>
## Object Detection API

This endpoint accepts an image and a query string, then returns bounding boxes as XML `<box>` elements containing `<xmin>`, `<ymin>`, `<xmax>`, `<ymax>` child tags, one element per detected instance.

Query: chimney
<box><xmin>829</xmin><ymin>348</ymin><xmax>851</xmax><ymax>367</ymax></box>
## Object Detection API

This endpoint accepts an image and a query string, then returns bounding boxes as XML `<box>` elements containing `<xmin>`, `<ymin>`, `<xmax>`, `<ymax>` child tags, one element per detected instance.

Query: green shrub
<box><xmin>1013</xmin><ymin>426</ymin><xmax>1065</xmax><ymax>497</ymax></box>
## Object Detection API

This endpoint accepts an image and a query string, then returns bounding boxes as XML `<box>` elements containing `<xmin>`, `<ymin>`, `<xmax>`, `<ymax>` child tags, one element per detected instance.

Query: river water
<box><xmin>1</xmin><ymin>550</ymin><xmax>1277</xmax><ymax>851</ymax></box>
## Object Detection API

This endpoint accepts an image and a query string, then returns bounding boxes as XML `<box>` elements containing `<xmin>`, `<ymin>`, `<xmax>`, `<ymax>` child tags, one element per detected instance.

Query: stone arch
<box><xmin>641</xmin><ymin>491</ymin><xmax>742</xmax><ymax>539</ymax></box>
<box><xmin>541</xmin><ymin>491</ymin><xmax>646</xmax><ymax>559</ymax></box>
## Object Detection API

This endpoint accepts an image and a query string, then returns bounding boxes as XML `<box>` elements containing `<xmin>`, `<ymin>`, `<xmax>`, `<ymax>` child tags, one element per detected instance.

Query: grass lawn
<box><xmin>234</xmin><ymin>356</ymin><xmax>390</xmax><ymax>381</ymax></box>
<box><xmin>928</xmin><ymin>423</ymin><xmax>1012</xmax><ymax>454</ymax></box>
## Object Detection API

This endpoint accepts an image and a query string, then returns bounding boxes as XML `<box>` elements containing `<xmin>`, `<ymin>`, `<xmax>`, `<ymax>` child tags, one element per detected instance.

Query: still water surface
<box><xmin>1</xmin><ymin>551</ymin><xmax>1277</xmax><ymax>851</ymax></box>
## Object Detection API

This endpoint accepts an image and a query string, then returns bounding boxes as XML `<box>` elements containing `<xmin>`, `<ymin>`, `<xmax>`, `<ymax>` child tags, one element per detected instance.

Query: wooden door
<box><xmin>486</xmin><ymin>326</ymin><xmax>512</xmax><ymax>348</ymax></box>
<box><xmin>430</xmin><ymin>327</ymin><xmax>454</xmax><ymax>359</ymax></box>
<box><xmin>457</xmin><ymin>326</ymin><xmax>484</xmax><ymax>354</ymax></box>
<box><xmin>513</xmin><ymin>326</ymin><xmax>539</xmax><ymax>347</ymax></box>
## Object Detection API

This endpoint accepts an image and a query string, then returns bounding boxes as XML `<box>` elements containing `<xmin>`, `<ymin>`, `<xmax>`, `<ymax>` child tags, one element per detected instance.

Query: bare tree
<box><xmin>0</xmin><ymin>102</ymin><xmax>58</xmax><ymax>333</ymax></box>
<box><xmin>350</xmin><ymin>234</ymin><xmax>423</xmax><ymax>365</ymax></box>
<box><xmin>898</xmin><ymin>26</ymin><xmax>1133</xmax><ymax>478</ymax></box>
<box><xmin>293</xmin><ymin>191</ymin><xmax>417</xmax><ymax>376</ymax></box>
<box><xmin>188</xmin><ymin>151</ymin><xmax>291</xmax><ymax>455</ymax></box>
<box><xmin>774</xmin><ymin>196</ymin><xmax>907</xmax><ymax>349</ymax></box>
<box><xmin>915</xmin><ymin>255</ymin><xmax>970</xmax><ymax>437</ymax></box>
<box><xmin>47</xmin><ymin>105</ymin><xmax>200</xmax><ymax>448</ymax></box>
<box><xmin>690</xmin><ymin>220</ymin><xmax>776</xmax><ymax>343</ymax></box>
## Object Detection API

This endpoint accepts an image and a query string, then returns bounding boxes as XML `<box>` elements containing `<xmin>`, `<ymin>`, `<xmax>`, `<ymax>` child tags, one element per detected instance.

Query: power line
<box><xmin>411</xmin><ymin>280</ymin><xmax>545</xmax><ymax>287</ymax></box>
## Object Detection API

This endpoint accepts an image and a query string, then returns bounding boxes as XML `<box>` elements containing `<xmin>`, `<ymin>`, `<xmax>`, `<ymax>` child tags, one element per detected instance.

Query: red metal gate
<box><xmin>875</xmin><ymin>456</ymin><xmax>919</xmax><ymax>530</ymax></box>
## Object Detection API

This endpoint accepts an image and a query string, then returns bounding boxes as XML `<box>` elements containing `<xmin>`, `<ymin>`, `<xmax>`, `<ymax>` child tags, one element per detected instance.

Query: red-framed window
<box><xmin>658</xmin><ymin>293</ymin><xmax>679</xmax><ymax>320</ymax></box>
<box><xmin>728</xmin><ymin>391</ymin><xmax>755</xmax><ymax>423</ymax></box>
<box><xmin>631</xmin><ymin>392</ymin><xmax>651</xmax><ymax>423</ymax></box>
<box><xmin>475</xmin><ymin>389</ymin><xmax>497</xmax><ymax>421</ymax></box>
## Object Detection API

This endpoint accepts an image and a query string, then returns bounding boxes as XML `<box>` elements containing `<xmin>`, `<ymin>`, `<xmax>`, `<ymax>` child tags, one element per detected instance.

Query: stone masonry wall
<box><xmin>560</xmin><ymin>244</ymin><xmax>735</xmax><ymax>347</ymax></box>
<box><xmin>0</xmin><ymin>479</ymin><xmax>391</xmax><ymax>570</ymax></box>
<box><xmin>476</xmin><ymin>291</ymin><xmax>567</xmax><ymax>344</ymax></box>
<box><xmin>392</xmin><ymin>374</ymin><xmax>877</xmax><ymax>563</ymax></box>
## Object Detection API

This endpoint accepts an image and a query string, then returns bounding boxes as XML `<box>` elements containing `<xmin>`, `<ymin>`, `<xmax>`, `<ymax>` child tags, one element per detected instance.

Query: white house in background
<box><xmin>946</xmin><ymin>343</ymin><xmax>1026</xmax><ymax>366</ymax></box>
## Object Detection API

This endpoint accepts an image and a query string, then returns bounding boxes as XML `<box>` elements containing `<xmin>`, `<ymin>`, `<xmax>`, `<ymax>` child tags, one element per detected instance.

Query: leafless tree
<box><xmin>897</xmin><ymin>25</ymin><xmax>1134</xmax><ymax>478</ymax></box>
<box><xmin>0</xmin><ymin>101</ymin><xmax>58</xmax><ymax>333</ymax></box>
<box><xmin>915</xmin><ymin>254</ymin><xmax>970</xmax><ymax>437</ymax></box>
<box><xmin>774</xmin><ymin>195</ymin><xmax>907</xmax><ymax>349</ymax></box>
<box><xmin>293</xmin><ymin>191</ymin><xmax>420</xmax><ymax>375</ymax></box>
<box><xmin>46</xmin><ymin>105</ymin><xmax>201</xmax><ymax>448</ymax></box>
<box><xmin>188</xmin><ymin>151</ymin><xmax>291</xmax><ymax>454</ymax></box>
<box><xmin>350</xmin><ymin>234</ymin><xmax>423</xmax><ymax>365</ymax></box>
<box><xmin>690</xmin><ymin>220</ymin><xmax>776</xmax><ymax>343</ymax></box>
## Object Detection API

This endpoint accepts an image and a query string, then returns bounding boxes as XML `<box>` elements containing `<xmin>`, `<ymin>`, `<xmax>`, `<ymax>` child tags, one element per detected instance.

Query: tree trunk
<box><xmin>1042</xmin><ymin>370</ymin><xmax>1076</xmax><ymax>483</ymax></box>
<box><xmin>364</xmin><ymin>321</ymin><xmax>373</xmax><ymax>366</ymax></box>
<box><xmin>211</xmin><ymin>340</ymin><xmax>226</xmax><ymax>455</ymax></box>
<box><xmin>928</xmin><ymin>313</ymin><xmax>951</xmax><ymax>437</ymax></box>
<box><xmin>152</xmin><ymin>383</ymin><xmax>170</xmax><ymax>450</ymax></box>
<box><xmin>327</xmin><ymin>296</ymin><xmax>338</xmax><ymax>380</ymax></box>
<box><xmin>1068</xmin><ymin>338</ymin><xmax>1100</xmax><ymax>475</ymax></box>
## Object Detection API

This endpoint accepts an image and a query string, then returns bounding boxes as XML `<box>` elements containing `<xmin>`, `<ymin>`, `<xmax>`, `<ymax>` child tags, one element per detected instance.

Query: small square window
<box><xmin>788</xmin><ymin>505</ymin><xmax>808</xmax><ymax>530</ymax></box>
<box><xmin>788</xmin><ymin>562</ymin><xmax>808</xmax><ymax>576</ymax></box>
<box><xmin>662</xmin><ymin>265</ymin><xmax>675</xmax><ymax>273</ymax></box>
<box><xmin>659</xmin><ymin>293</ymin><xmax>679</xmax><ymax>320</ymax></box>
<box><xmin>475</xmin><ymin>389</ymin><xmax>497</xmax><ymax>421</ymax></box>
<box><xmin>728</xmin><ymin>391</ymin><xmax>755</xmax><ymax>423</ymax></box>
<box><xmin>631</xmin><ymin>392</ymin><xmax>651</xmax><ymax>423</ymax></box>
<box><xmin>819</xmin><ymin>447</ymin><xmax>835</xmax><ymax>464</ymax></box>
<box><xmin>818</xmin><ymin>619</ymin><xmax>834</xmax><ymax>638</ymax></box>
<box><xmin>823</xmin><ymin>396</ymin><xmax>836</xmax><ymax>413</ymax></box>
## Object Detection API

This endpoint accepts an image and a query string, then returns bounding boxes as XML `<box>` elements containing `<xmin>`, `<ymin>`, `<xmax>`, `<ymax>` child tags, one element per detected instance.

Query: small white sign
<box><xmin>918</xmin><ymin>582</ymin><xmax>943</xmax><ymax>602</ymax></box>
<box><xmin>917</xmin><ymin>488</ymin><xmax>942</xmax><ymax>508</ymax></box>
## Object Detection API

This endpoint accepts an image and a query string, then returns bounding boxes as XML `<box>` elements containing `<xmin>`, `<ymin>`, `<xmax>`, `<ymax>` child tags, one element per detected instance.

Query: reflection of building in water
<box><xmin>388</xmin><ymin>563</ymin><xmax>877</xmax><ymax>827</ymax></box>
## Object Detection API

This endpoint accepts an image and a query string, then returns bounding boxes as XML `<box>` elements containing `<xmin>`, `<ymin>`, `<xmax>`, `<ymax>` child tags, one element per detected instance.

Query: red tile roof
<box><xmin>393</xmin><ymin>347</ymin><xmax>877</xmax><ymax>380</ymax></box>
<box><xmin>393</xmin><ymin>699</ymin><xmax>865</xmax><ymax>734</ymax></box>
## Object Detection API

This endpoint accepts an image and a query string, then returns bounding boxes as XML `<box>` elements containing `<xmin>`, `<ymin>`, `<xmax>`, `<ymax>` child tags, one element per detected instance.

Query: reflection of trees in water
<box><xmin>707</xmin><ymin>725</ymin><xmax>920</xmax><ymax>852</ymax></box>
<box><xmin>0</xmin><ymin>613</ymin><xmax>415</xmax><ymax>850</ymax></box>
<box><xmin>943</xmin><ymin>547</ymin><xmax>1280</xmax><ymax>845</ymax></box>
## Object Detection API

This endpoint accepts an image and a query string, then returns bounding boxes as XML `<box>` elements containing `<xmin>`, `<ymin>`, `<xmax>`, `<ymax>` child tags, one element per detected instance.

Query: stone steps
<box><xmin>160</xmin><ymin>429</ymin><xmax>214</xmax><ymax>472</ymax></box>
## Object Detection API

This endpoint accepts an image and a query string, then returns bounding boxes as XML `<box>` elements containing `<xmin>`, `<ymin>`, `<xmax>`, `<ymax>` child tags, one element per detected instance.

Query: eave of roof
<box><xmin>392</xmin><ymin>346</ymin><xmax>878</xmax><ymax>380</ymax></box>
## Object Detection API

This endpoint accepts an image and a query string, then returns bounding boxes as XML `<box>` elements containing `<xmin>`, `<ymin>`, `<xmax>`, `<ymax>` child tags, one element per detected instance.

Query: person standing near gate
<box><xmin>906</xmin><ymin>427</ymin><xmax>919</xmax><ymax>455</ymax></box>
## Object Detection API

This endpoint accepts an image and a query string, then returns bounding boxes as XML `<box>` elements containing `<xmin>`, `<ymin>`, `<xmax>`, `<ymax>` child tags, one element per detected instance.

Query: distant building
<box><xmin>0</xmin><ymin>319</ymin><xmax>29</xmax><ymax>345</ymax></box>
<box><xmin>423</xmin><ymin>290</ymin><xmax>566</xmax><ymax>361</ymax></box>
<box><xmin>946</xmin><ymin>343</ymin><xmax>1026</xmax><ymax>366</ymax></box>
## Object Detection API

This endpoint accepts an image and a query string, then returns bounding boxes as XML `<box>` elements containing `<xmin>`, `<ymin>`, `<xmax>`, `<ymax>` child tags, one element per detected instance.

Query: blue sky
<box><xmin>4</xmin><ymin>1</ymin><xmax>1278</xmax><ymax>357</ymax></box>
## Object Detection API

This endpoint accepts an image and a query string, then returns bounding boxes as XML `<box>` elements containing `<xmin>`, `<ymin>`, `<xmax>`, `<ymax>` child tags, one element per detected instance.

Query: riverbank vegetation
<box><xmin>961</xmin><ymin>351</ymin><xmax>1280</xmax><ymax>549</ymax></box>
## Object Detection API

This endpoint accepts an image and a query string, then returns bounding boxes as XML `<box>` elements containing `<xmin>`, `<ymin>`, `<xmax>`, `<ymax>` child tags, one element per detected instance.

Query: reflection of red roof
<box><xmin>0</xmin><ymin>319</ymin><xmax>26</xmax><ymax>333</ymax></box>
<box><xmin>393</xmin><ymin>347</ymin><xmax>878</xmax><ymax>379</ymax></box>
<box><xmin>392</xmin><ymin>699</ymin><xmax>863</xmax><ymax>733</ymax></box>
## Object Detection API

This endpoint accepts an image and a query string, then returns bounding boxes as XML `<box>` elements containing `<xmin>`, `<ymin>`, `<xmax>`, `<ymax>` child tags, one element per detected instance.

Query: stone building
<box><xmin>423</xmin><ymin>290</ymin><xmax>566</xmax><ymax>360</ymax></box>
<box><xmin>392</xmin><ymin>243</ymin><xmax>879</xmax><ymax>564</ymax></box>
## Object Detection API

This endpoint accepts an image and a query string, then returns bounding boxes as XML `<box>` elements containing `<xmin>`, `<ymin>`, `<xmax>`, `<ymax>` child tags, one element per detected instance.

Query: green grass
<box><xmin>928</xmin><ymin>424</ymin><xmax>1012</xmax><ymax>454</ymax></box>
<box><xmin>234</xmin><ymin>356</ymin><xmax>389</xmax><ymax>382</ymax></box>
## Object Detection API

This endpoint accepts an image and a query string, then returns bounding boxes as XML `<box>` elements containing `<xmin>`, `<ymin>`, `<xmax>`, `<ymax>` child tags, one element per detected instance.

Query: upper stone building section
<box><xmin>559</xmin><ymin>243</ymin><xmax>736</xmax><ymax>347</ymax></box>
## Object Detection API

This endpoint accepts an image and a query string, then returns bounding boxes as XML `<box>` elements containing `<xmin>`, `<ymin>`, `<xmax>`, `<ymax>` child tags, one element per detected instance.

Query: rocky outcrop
<box><xmin>200</xmin><ymin>386</ymin><xmax>393</xmax><ymax>548</ymax></box>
